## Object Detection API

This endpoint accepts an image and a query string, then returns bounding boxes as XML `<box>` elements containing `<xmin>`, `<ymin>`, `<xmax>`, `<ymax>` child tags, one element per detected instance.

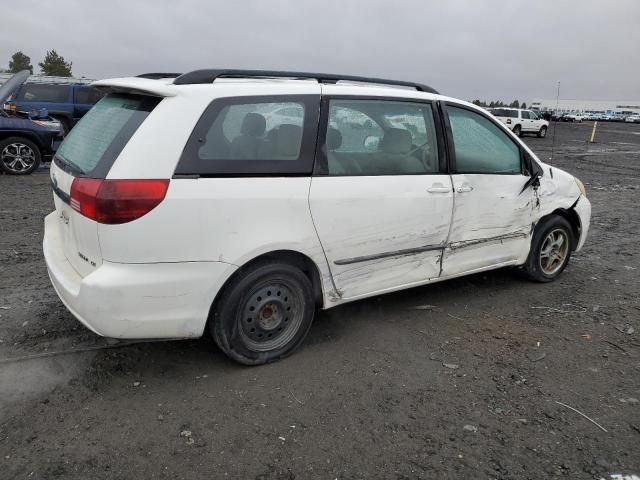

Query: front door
<box><xmin>309</xmin><ymin>96</ymin><xmax>453</xmax><ymax>300</ymax></box>
<box><xmin>442</xmin><ymin>104</ymin><xmax>534</xmax><ymax>277</ymax></box>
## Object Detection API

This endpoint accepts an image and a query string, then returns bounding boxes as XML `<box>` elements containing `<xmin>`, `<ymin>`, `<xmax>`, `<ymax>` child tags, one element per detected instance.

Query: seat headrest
<box><xmin>327</xmin><ymin>127</ymin><xmax>342</xmax><ymax>150</ymax></box>
<box><xmin>241</xmin><ymin>113</ymin><xmax>266</xmax><ymax>136</ymax></box>
<box><xmin>275</xmin><ymin>124</ymin><xmax>302</xmax><ymax>157</ymax></box>
<box><xmin>379</xmin><ymin>128</ymin><xmax>412</xmax><ymax>154</ymax></box>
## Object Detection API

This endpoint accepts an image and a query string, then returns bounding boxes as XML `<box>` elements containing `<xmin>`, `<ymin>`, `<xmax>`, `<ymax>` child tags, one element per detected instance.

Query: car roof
<box><xmin>92</xmin><ymin>73</ymin><xmax>490</xmax><ymax>115</ymax></box>
<box><xmin>93</xmin><ymin>69</ymin><xmax>441</xmax><ymax>101</ymax></box>
<box><xmin>92</xmin><ymin>76</ymin><xmax>446</xmax><ymax>101</ymax></box>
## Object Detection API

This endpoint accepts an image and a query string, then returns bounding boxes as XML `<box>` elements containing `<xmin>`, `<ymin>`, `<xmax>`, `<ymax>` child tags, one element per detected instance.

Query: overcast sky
<box><xmin>1</xmin><ymin>0</ymin><xmax>638</xmax><ymax>102</ymax></box>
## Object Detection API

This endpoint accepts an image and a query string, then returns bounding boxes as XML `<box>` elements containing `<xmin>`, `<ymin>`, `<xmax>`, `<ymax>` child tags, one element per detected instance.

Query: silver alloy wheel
<box><xmin>539</xmin><ymin>228</ymin><xmax>569</xmax><ymax>275</ymax></box>
<box><xmin>1</xmin><ymin>142</ymin><xmax>36</xmax><ymax>173</ymax></box>
<box><xmin>540</xmin><ymin>127</ymin><xmax>547</xmax><ymax>137</ymax></box>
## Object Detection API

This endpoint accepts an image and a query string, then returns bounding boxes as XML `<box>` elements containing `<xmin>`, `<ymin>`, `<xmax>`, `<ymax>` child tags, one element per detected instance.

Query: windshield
<box><xmin>55</xmin><ymin>93</ymin><xmax>159</xmax><ymax>177</ymax></box>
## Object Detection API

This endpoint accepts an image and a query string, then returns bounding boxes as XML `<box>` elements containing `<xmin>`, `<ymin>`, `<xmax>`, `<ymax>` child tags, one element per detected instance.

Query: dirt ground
<box><xmin>1</xmin><ymin>121</ymin><xmax>639</xmax><ymax>479</ymax></box>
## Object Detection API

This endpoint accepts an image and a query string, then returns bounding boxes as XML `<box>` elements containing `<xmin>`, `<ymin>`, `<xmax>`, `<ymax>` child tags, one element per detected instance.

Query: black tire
<box><xmin>522</xmin><ymin>215</ymin><xmax>574</xmax><ymax>282</ymax></box>
<box><xmin>0</xmin><ymin>137</ymin><xmax>42</xmax><ymax>175</ymax></box>
<box><xmin>537</xmin><ymin>126</ymin><xmax>547</xmax><ymax>138</ymax></box>
<box><xmin>210</xmin><ymin>261</ymin><xmax>315</xmax><ymax>365</ymax></box>
<box><xmin>513</xmin><ymin>125</ymin><xmax>522</xmax><ymax>137</ymax></box>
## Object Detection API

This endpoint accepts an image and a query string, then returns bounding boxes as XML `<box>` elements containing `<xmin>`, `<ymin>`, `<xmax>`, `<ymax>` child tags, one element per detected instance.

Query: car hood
<box><xmin>0</xmin><ymin>70</ymin><xmax>29</xmax><ymax>105</ymax></box>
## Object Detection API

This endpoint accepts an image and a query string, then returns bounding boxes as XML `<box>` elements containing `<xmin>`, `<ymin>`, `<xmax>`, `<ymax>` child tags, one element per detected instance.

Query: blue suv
<box><xmin>0</xmin><ymin>71</ymin><xmax>64</xmax><ymax>174</ymax></box>
<box><xmin>11</xmin><ymin>82</ymin><xmax>104</xmax><ymax>134</ymax></box>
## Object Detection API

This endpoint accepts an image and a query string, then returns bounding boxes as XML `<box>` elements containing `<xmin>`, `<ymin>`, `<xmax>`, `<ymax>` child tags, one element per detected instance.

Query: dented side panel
<box><xmin>531</xmin><ymin>161</ymin><xmax>590</xmax><ymax>249</ymax></box>
<box><xmin>441</xmin><ymin>174</ymin><xmax>535</xmax><ymax>276</ymax></box>
<box><xmin>309</xmin><ymin>175</ymin><xmax>453</xmax><ymax>300</ymax></box>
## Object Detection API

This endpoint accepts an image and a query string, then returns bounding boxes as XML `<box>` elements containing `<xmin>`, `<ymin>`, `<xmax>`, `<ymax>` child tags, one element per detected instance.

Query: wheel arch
<box><xmin>208</xmin><ymin>249</ymin><xmax>326</xmax><ymax>327</ymax></box>
<box><xmin>535</xmin><ymin>207</ymin><xmax>581</xmax><ymax>251</ymax></box>
<box><xmin>0</xmin><ymin>131</ymin><xmax>45</xmax><ymax>150</ymax></box>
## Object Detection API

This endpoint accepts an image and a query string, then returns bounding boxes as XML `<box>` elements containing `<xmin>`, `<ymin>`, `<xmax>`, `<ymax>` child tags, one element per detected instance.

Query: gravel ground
<box><xmin>0</xmin><ymin>121</ymin><xmax>639</xmax><ymax>479</ymax></box>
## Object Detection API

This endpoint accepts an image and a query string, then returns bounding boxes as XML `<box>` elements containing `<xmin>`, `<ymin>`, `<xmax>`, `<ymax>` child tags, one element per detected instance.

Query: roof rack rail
<box><xmin>172</xmin><ymin>69</ymin><xmax>438</xmax><ymax>94</ymax></box>
<box><xmin>137</xmin><ymin>72</ymin><xmax>183</xmax><ymax>79</ymax></box>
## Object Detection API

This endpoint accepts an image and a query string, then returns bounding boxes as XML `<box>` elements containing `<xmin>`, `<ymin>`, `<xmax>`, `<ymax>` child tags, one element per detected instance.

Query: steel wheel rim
<box><xmin>239</xmin><ymin>280</ymin><xmax>303</xmax><ymax>352</ymax></box>
<box><xmin>539</xmin><ymin>228</ymin><xmax>569</xmax><ymax>275</ymax></box>
<box><xmin>1</xmin><ymin>143</ymin><xmax>36</xmax><ymax>173</ymax></box>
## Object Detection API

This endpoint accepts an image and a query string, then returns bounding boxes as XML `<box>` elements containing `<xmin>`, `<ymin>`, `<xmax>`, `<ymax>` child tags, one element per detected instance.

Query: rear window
<box><xmin>491</xmin><ymin>109</ymin><xmax>518</xmax><ymax>118</ymax></box>
<box><xmin>17</xmin><ymin>84</ymin><xmax>70</xmax><ymax>103</ymax></box>
<box><xmin>55</xmin><ymin>93</ymin><xmax>159</xmax><ymax>178</ymax></box>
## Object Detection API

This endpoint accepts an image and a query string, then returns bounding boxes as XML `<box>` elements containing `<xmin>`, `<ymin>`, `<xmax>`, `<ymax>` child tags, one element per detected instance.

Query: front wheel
<box><xmin>522</xmin><ymin>216</ymin><xmax>573</xmax><ymax>282</ymax></box>
<box><xmin>210</xmin><ymin>261</ymin><xmax>315</xmax><ymax>365</ymax></box>
<box><xmin>537</xmin><ymin>126</ymin><xmax>547</xmax><ymax>138</ymax></box>
<box><xmin>0</xmin><ymin>137</ymin><xmax>42</xmax><ymax>175</ymax></box>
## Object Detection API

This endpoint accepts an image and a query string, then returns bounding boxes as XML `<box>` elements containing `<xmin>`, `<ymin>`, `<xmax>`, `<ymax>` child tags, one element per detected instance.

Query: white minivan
<box><xmin>44</xmin><ymin>70</ymin><xmax>591</xmax><ymax>365</ymax></box>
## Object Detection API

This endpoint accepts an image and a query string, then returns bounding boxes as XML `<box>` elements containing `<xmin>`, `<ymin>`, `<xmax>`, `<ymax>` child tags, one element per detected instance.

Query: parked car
<box><xmin>10</xmin><ymin>81</ymin><xmax>104</xmax><ymax>134</ymax></box>
<box><xmin>624</xmin><ymin>114</ymin><xmax>640</xmax><ymax>123</ymax></box>
<box><xmin>562</xmin><ymin>113</ymin><xmax>585</xmax><ymax>122</ymax></box>
<box><xmin>0</xmin><ymin>71</ymin><xmax>63</xmax><ymax>174</ymax></box>
<box><xmin>489</xmin><ymin>108</ymin><xmax>549</xmax><ymax>137</ymax></box>
<box><xmin>44</xmin><ymin>69</ymin><xmax>591</xmax><ymax>365</ymax></box>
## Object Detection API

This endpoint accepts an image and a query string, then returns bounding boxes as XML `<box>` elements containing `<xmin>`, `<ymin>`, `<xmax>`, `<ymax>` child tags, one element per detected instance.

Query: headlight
<box><xmin>31</xmin><ymin>119</ymin><xmax>62</xmax><ymax>131</ymax></box>
<box><xmin>575</xmin><ymin>177</ymin><xmax>587</xmax><ymax>197</ymax></box>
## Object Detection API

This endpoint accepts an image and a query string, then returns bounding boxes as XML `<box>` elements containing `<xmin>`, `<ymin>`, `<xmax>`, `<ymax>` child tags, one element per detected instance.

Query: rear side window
<box><xmin>176</xmin><ymin>95</ymin><xmax>319</xmax><ymax>176</ymax></box>
<box><xmin>17</xmin><ymin>84</ymin><xmax>69</xmax><ymax>103</ymax></box>
<box><xmin>74</xmin><ymin>87</ymin><xmax>106</xmax><ymax>105</ymax></box>
<box><xmin>491</xmin><ymin>109</ymin><xmax>518</xmax><ymax>118</ymax></box>
<box><xmin>55</xmin><ymin>93</ymin><xmax>160</xmax><ymax>178</ymax></box>
<box><xmin>202</xmin><ymin>101</ymin><xmax>304</xmax><ymax>160</ymax></box>
<box><xmin>448</xmin><ymin>106</ymin><xmax>521</xmax><ymax>174</ymax></box>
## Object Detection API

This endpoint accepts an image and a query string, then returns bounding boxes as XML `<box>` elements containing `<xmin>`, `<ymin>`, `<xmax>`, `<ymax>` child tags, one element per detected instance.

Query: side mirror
<box><xmin>363</xmin><ymin>135</ymin><xmax>380</xmax><ymax>152</ymax></box>
<box><xmin>520</xmin><ymin>152</ymin><xmax>543</xmax><ymax>194</ymax></box>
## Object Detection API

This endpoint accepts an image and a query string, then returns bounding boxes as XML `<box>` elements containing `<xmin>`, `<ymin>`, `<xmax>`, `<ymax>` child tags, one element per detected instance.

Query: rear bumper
<box><xmin>574</xmin><ymin>195</ymin><xmax>591</xmax><ymax>252</ymax></box>
<box><xmin>43</xmin><ymin>212</ymin><xmax>237</xmax><ymax>339</ymax></box>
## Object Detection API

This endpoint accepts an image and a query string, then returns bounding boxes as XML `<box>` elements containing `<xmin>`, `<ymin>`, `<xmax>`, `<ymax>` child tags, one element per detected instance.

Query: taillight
<box><xmin>506</xmin><ymin>119</ymin><xmax>512</xmax><ymax>124</ymax></box>
<box><xmin>70</xmin><ymin>179</ymin><xmax>169</xmax><ymax>224</ymax></box>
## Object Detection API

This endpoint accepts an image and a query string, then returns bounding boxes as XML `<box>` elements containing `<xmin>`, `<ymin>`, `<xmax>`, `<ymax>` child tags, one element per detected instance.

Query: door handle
<box><xmin>456</xmin><ymin>184</ymin><xmax>474</xmax><ymax>193</ymax></box>
<box><xmin>427</xmin><ymin>186</ymin><xmax>451</xmax><ymax>194</ymax></box>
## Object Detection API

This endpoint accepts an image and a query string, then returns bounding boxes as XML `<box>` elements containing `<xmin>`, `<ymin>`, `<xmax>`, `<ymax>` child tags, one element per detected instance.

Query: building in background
<box><xmin>530</xmin><ymin>99</ymin><xmax>640</xmax><ymax>115</ymax></box>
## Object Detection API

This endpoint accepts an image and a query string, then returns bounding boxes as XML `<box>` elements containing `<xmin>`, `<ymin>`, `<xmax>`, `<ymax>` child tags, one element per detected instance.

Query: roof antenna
<box><xmin>550</xmin><ymin>81</ymin><xmax>560</xmax><ymax>164</ymax></box>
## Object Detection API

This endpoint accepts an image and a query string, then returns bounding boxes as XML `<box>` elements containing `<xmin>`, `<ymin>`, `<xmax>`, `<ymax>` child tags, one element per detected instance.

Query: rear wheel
<box><xmin>513</xmin><ymin>125</ymin><xmax>522</xmax><ymax>137</ymax></box>
<box><xmin>211</xmin><ymin>261</ymin><xmax>315</xmax><ymax>365</ymax></box>
<box><xmin>0</xmin><ymin>137</ymin><xmax>41</xmax><ymax>175</ymax></box>
<box><xmin>522</xmin><ymin>215</ymin><xmax>573</xmax><ymax>282</ymax></box>
<box><xmin>537</xmin><ymin>126</ymin><xmax>547</xmax><ymax>138</ymax></box>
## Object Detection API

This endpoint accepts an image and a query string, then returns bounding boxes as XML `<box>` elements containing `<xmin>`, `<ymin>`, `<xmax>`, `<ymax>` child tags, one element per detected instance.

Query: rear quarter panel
<box><xmin>97</xmin><ymin>177</ymin><xmax>337</xmax><ymax>302</ymax></box>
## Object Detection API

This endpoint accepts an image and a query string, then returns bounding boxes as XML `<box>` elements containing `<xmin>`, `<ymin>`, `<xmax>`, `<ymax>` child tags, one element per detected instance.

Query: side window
<box><xmin>200</xmin><ymin>101</ymin><xmax>304</xmax><ymax>161</ymax></box>
<box><xmin>175</xmin><ymin>95</ymin><xmax>319</xmax><ymax>176</ymax></box>
<box><xmin>529</xmin><ymin>111</ymin><xmax>539</xmax><ymax>120</ymax></box>
<box><xmin>522</xmin><ymin>111</ymin><xmax>531</xmax><ymax>119</ymax></box>
<box><xmin>74</xmin><ymin>87</ymin><xmax>106</xmax><ymax>105</ymax></box>
<box><xmin>16</xmin><ymin>84</ymin><xmax>69</xmax><ymax>103</ymax></box>
<box><xmin>448</xmin><ymin>106</ymin><xmax>521</xmax><ymax>174</ymax></box>
<box><xmin>325</xmin><ymin>99</ymin><xmax>439</xmax><ymax>176</ymax></box>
